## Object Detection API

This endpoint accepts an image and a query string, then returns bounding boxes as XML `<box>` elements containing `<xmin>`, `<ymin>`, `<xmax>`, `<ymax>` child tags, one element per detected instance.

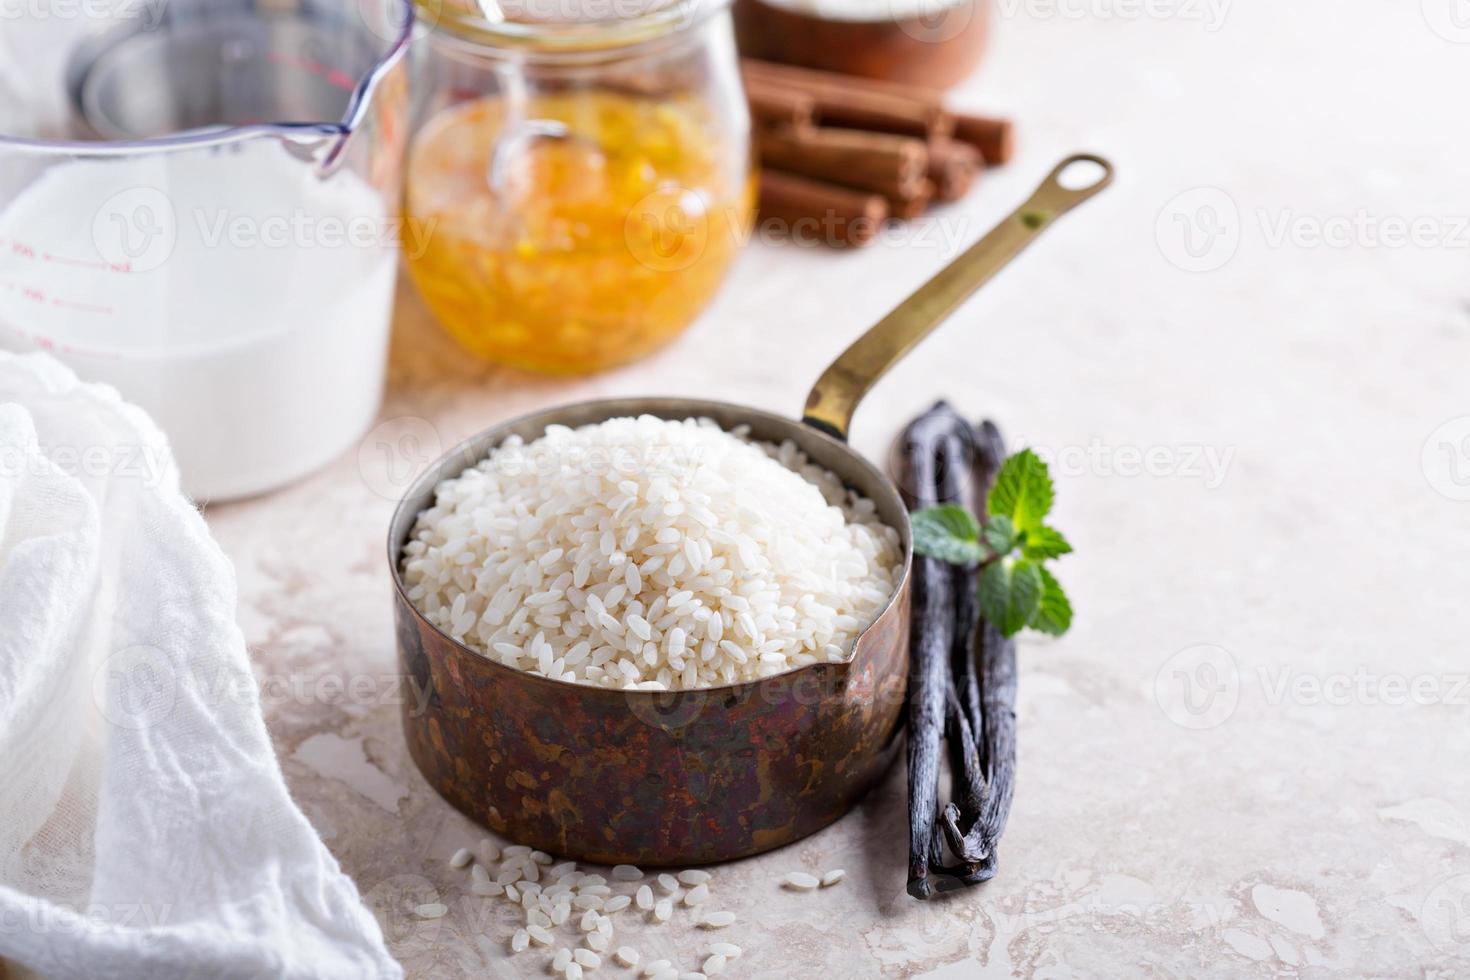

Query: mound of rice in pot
<box><xmin>400</xmin><ymin>415</ymin><xmax>903</xmax><ymax>690</ymax></box>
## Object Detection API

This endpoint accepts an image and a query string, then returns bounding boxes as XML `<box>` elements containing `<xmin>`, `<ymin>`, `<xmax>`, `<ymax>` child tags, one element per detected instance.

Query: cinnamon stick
<box><xmin>927</xmin><ymin>139</ymin><xmax>982</xmax><ymax>201</ymax></box>
<box><xmin>742</xmin><ymin>58</ymin><xmax>953</xmax><ymax>141</ymax></box>
<box><xmin>757</xmin><ymin>171</ymin><xmax>888</xmax><ymax>248</ymax></box>
<box><xmin>758</xmin><ymin>126</ymin><xmax>930</xmax><ymax>200</ymax></box>
<box><xmin>889</xmin><ymin>180</ymin><xmax>935</xmax><ymax>220</ymax></box>
<box><xmin>951</xmin><ymin>114</ymin><xmax>1015</xmax><ymax>167</ymax></box>
<box><xmin>744</xmin><ymin>77</ymin><xmax>816</xmax><ymax>130</ymax></box>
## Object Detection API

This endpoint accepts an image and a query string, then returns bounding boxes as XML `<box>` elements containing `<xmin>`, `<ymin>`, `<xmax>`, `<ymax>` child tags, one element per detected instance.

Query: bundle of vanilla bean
<box><xmin>745</xmin><ymin>59</ymin><xmax>1015</xmax><ymax>247</ymax></box>
<box><xmin>890</xmin><ymin>402</ymin><xmax>1018</xmax><ymax>898</ymax></box>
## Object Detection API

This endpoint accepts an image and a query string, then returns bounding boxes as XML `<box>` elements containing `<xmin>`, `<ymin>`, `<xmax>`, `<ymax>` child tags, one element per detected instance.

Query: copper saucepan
<box><xmin>390</xmin><ymin>155</ymin><xmax>1113</xmax><ymax>865</ymax></box>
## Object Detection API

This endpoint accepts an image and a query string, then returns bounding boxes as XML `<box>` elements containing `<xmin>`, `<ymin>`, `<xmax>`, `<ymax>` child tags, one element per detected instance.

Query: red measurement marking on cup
<box><xmin>0</xmin><ymin>320</ymin><xmax>86</xmax><ymax>357</ymax></box>
<box><xmin>51</xmin><ymin>298</ymin><xmax>115</xmax><ymax>316</ymax></box>
<box><xmin>2</xmin><ymin>238</ymin><xmax>131</xmax><ymax>273</ymax></box>
<box><xmin>44</xmin><ymin>254</ymin><xmax>131</xmax><ymax>273</ymax></box>
<box><xmin>266</xmin><ymin>50</ymin><xmax>358</xmax><ymax>93</ymax></box>
<box><xmin>0</xmin><ymin>281</ymin><xmax>115</xmax><ymax>316</ymax></box>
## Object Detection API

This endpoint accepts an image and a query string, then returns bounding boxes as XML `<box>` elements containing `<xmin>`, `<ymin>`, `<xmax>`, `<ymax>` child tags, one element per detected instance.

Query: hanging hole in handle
<box><xmin>1027</xmin><ymin>153</ymin><xmax>1114</xmax><ymax>219</ymax></box>
<box><xmin>1055</xmin><ymin>155</ymin><xmax>1112</xmax><ymax>192</ymax></box>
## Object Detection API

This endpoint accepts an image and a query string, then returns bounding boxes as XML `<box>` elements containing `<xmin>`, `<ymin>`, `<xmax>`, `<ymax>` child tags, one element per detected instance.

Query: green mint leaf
<box><xmin>910</xmin><ymin>504</ymin><xmax>984</xmax><ymax>566</ymax></box>
<box><xmin>1021</xmin><ymin>524</ymin><xmax>1072</xmax><ymax>561</ymax></box>
<box><xmin>982</xmin><ymin>514</ymin><xmax>1016</xmax><ymax>556</ymax></box>
<box><xmin>980</xmin><ymin>558</ymin><xmax>1044</xmax><ymax>637</ymax></box>
<box><xmin>987</xmin><ymin>449</ymin><xmax>1054</xmax><ymax>532</ymax></box>
<box><xmin>1029</xmin><ymin>567</ymin><xmax>1073</xmax><ymax>636</ymax></box>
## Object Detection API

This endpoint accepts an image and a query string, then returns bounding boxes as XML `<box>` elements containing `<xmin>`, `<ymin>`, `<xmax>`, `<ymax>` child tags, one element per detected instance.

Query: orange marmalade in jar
<box><xmin>407</xmin><ymin>0</ymin><xmax>753</xmax><ymax>375</ymax></box>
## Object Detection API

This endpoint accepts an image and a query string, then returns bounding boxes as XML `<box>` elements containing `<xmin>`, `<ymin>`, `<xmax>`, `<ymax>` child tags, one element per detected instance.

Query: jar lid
<box><xmin>418</xmin><ymin>0</ymin><xmax>723</xmax><ymax>51</ymax></box>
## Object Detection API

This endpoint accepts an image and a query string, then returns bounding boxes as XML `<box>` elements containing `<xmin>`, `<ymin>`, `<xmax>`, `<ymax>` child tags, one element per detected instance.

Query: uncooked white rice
<box><xmin>401</xmin><ymin>416</ymin><xmax>902</xmax><ymax>690</ymax></box>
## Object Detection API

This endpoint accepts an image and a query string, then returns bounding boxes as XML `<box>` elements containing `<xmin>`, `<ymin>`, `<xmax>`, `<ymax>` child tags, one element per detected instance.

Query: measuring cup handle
<box><xmin>801</xmin><ymin>153</ymin><xmax>1115</xmax><ymax>442</ymax></box>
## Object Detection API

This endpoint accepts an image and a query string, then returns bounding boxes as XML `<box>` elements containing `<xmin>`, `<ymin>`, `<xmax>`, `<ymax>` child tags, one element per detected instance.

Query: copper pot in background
<box><xmin>734</xmin><ymin>0</ymin><xmax>991</xmax><ymax>90</ymax></box>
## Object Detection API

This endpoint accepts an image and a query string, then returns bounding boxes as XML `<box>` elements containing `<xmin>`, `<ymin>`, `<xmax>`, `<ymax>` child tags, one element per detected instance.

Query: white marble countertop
<box><xmin>204</xmin><ymin>2</ymin><xmax>1470</xmax><ymax>975</ymax></box>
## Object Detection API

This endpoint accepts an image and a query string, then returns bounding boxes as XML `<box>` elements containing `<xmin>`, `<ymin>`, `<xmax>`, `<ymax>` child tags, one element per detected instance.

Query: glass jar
<box><xmin>406</xmin><ymin>0</ymin><xmax>754</xmax><ymax>375</ymax></box>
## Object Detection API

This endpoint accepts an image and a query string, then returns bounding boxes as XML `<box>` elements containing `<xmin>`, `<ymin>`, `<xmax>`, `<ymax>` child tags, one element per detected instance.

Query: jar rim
<box><xmin>417</xmin><ymin>0</ymin><xmax>726</xmax><ymax>52</ymax></box>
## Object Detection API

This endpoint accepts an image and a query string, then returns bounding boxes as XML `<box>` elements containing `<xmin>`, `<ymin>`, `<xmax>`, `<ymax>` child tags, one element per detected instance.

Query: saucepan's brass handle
<box><xmin>802</xmin><ymin>153</ymin><xmax>1115</xmax><ymax>441</ymax></box>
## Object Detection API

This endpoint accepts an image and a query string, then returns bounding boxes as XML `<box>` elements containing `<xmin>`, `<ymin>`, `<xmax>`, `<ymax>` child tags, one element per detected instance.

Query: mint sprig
<box><xmin>909</xmin><ymin>504</ymin><xmax>985</xmax><ymax>566</ymax></box>
<box><xmin>1030</xmin><ymin>566</ymin><xmax>1073</xmax><ymax>636</ymax></box>
<box><xmin>909</xmin><ymin>449</ymin><xmax>1074</xmax><ymax>638</ymax></box>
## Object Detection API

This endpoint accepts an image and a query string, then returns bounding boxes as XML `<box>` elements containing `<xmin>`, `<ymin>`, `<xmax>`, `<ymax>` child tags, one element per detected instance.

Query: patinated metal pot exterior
<box><xmin>390</xmin><ymin>398</ymin><xmax>913</xmax><ymax>866</ymax></box>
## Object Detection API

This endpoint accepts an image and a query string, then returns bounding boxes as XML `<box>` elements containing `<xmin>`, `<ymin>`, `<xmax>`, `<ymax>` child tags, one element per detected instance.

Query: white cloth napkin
<box><xmin>0</xmin><ymin>353</ymin><xmax>401</xmax><ymax>979</ymax></box>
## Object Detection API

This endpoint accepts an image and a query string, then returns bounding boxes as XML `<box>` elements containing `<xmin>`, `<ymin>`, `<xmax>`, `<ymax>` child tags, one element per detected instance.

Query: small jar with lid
<box><xmin>405</xmin><ymin>0</ymin><xmax>754</xmax><ymax>375</ymax></box>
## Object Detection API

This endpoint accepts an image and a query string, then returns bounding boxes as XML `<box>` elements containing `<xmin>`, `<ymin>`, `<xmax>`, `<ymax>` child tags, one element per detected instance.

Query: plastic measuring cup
<box><xmin>0</xmin><ymin>0</ymin><xmax>413</xmax><ymax>501</ymax></box>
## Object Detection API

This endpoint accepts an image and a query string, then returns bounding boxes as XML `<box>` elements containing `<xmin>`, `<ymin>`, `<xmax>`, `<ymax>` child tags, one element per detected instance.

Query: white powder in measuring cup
<box><xmin>0</xmin><ymin>139</ymin><xmax>397</xmax><ymax>500</ymax></box>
